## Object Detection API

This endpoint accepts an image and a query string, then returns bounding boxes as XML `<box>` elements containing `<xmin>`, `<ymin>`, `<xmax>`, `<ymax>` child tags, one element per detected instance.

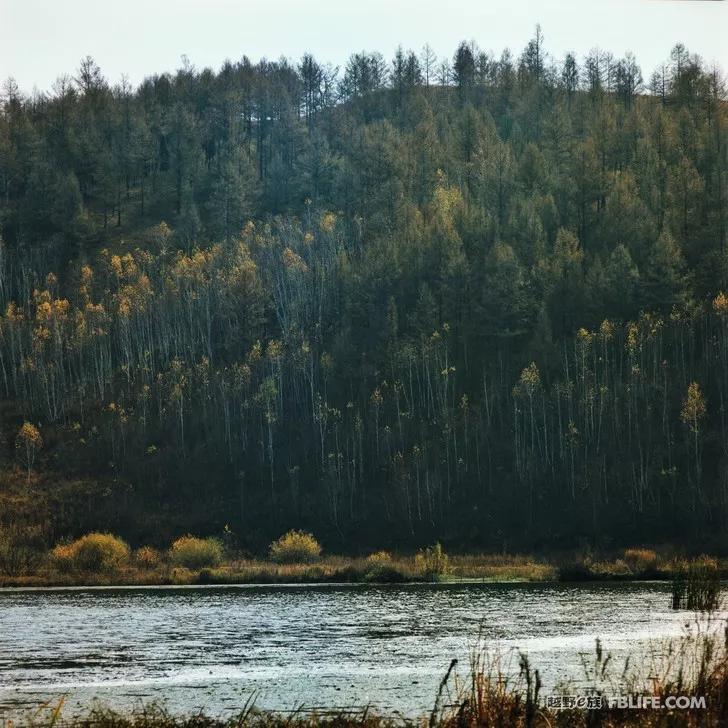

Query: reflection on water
<box><xmin>0</xmin><ymin>582</ymin><xmax>720</xmax><ymax>718</ymax></box>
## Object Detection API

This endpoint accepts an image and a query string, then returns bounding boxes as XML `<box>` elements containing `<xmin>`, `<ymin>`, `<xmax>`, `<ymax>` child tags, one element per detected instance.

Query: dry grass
<box><xmin>435</xmin><ymin>617</ymin><xmax>728</xmax><ymax>727</ymax></box>
<box><xmin>1</xmin><ymin>551</ymin><xmax>557</xmax><ymax>587</ymax></box>
<box><xmin>449</xmin><ymin>554</ymin><xmax>557</xmax><ymax>581</ymax></box>
<box><xmin>624</xmin><ymin>548</ymin><xmax>659</xmax><ymax>574</ymax></box>
<box><xmin>4</xmin><ymin>541</ymin><xmax>728</xmax><ymax>588</ymax></box>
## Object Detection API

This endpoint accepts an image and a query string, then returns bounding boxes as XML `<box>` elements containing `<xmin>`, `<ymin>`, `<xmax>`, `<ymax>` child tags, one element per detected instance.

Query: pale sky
<box><xmin>1</xmin><ymin>0</ymin><xmax>726</xmax><ymax>93</ymax></box>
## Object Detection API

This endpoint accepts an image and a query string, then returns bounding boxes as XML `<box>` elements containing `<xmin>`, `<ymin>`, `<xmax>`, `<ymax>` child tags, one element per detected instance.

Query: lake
<box><xmin>0</xmin><ymin>582</ymin><xmax>721</xmax><ymax>720</ymax></box>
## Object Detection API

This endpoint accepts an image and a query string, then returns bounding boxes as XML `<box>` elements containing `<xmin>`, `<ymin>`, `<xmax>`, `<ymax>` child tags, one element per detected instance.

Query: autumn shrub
<box><xmin>269</xmin><ymin>530</ymin><xmax>322</xmax><ymax>563</ymax></box>
<box><xmin>134</xmin><ymin>546</ymin><xmax>161</xmax><ymax>570</ymax></box>
<box><xmin>624</xmin><ymin>547</ymin><xmax>658</xmax><ymax>574</ymax></box>
<box><xmin>366</xmin><ymin>550</ymin><xmax>392</xmax><ymax>566</ymax></box>
<box><xmin>50</xmin><ymin>542</ymin><xmax>75</xmax><ymax>573</ymax></box>
<box><xmin>415</xmin><ymin>543</ymin><xmax>450</xmax><ymax>580</ymax></box>
<box><xmin>51</xmin><ymin>532</ymin><xmax>130</xmax><ymax>573</ymax></box>
<box><xmin>169</xmin><ymin>535</ymin><xmax>223</xmax><ymax>569</ymax></box>
<box><xmin>0</xmin><ymin>524</ymin><xmax>44</xmax><ymax>576</ymax></box>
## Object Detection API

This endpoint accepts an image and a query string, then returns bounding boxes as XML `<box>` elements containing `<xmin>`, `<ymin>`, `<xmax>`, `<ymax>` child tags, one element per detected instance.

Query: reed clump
<box><xmin>415</xmin><ymin>543</ymin><xmax>449</xmax><ymax>580</ymax></box>
<box><xmin>623</xmin><ymin>547</ymin><xmax>659</xmax><ymax>575</ymax></box>
<box><xmin>671</xmin><ymin>555</ymin><xmax>721</xmax><ymax>611</ymax></box>
<box><xmin>437</xmin><ymin>622</ymin><xmax>728</xmax><ymax>727</ymax></box>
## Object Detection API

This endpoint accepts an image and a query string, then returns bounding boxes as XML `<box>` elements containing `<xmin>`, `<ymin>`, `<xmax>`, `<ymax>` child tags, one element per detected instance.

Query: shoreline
<box><xmin>2</xmin><ymin>544</ymin><xmax>722</xmax><ymax>589</ymax></box>
<box><xmin>0</xmin><ymin>577</ymin><xmax>683</xmax><ymax>592</ymax></box>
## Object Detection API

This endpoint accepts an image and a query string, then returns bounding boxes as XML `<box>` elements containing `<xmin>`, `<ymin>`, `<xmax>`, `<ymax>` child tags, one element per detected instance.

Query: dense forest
<box><xmin>0</xmin><ymin>30</ymin><xmax>727</xmax><ymax>552</ymax></box>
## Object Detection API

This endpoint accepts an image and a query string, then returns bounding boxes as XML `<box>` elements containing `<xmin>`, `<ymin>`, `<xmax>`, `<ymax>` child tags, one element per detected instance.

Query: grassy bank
<box><xmin>3</xmin><ymin>549</ymin><xmax>728</xmax><ymax>589</ymax></box>
<box><xmin>0</xmin><ymin>552</ymin><xmax>557</xmax><ymax>588</ymax></box>
<box><xmin>2</xmin><ymin>528</ymin><xmax>727</xmax><ymax>587</ymax></box>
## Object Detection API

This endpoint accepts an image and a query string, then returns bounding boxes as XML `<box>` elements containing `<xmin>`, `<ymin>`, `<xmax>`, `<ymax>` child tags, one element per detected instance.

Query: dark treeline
<box><xmin>0</xmin><ymin>30</ymin><xmax>727</xmax><ymax>551</ymax></box>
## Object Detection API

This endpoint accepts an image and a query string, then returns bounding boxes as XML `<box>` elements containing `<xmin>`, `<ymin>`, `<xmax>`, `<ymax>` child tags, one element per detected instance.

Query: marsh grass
<box><xmin>558</xmin><ymin>549</ymin><xmax>681</xmax><ymax>581</ymax></box>
<box><xmin>436</xmin><ymin>616</ymin><xmax>728</xmax><ymax>727</ymax></box>
<box><xmin>2</xmin><ymin>537</ymin><xmax>727</xmax><ymax>588</ymax></box>
<box><xmin>623</xmin><ymin>548</ymin><xmax>659</xmax><ymax>574</ymax></box>
<box><xmin>203</xmin><ymin>555</ymin><xmax>419</xmax><ymax>584</ymax></box>
<box><xmin>448</xmin><ymin>554</ymin><xmax>556</xmax><ymax>582</ymax></box>
<box><xmin>672</xmin><ymin>556</ymin><xmax>721</xmax><ymax>611</ymax></box>
<box><xmin>415</xmin><ymin>543</ymin><xmax>449</xmax><ymax>581</ymax></box>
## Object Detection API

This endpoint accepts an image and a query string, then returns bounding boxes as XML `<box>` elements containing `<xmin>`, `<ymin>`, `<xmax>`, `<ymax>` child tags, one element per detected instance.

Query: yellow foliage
<box><xmin>514</xmin><ymin>362</ymin><xmax>540</xmax><ymax>399</ymax></box>
<box><xmin>282</xmin><ymin>247</ymin><xmax>309</xmax><ymax>273</ymax></box>
<box><xmin>266</xmin><ymin>339</ymin><xmax>282</xmax><ymax>361</ymax></box>
<box><xmin>134</xmin><ymin>546</ymin><xmax>161</xmax><ymax>570</ymax></box>
<box><xmin>248</xmin><ymin>340</ymin><xmax>262</xmax><ymax>364</ymax></box>
<box><xmin>16</xmin><ymin>421</ymin><xmax>42</xmax><ymax>447</ymax></box>
<box><xmin>269</xmin><ymin>530</ymin><xmax>322</xmax><ymax>564</ymax></box>
<box><xmin>319</xmin><ymin>212</ymin><xmax>337</xmax><ymax>233</ymax></box>
<box><xmin>415</xmin><ymin>542</ymin><xmax>449</xmax><ymax>578</ymax></box>
<box><xmin>169</xmin><ymin>535</ymin><xmax>223</xmax><ymax>569</ymax></box>
<box><xmin>80</xmin><ymin>264</ymin><xmax>94</xmax><ymax>285</ymax></box>
<box><xmin>713</xmin><ymin>291</ymin><xmax>728</xmax><ymax>316</ymax></box>
<box><xmin>626</xmin><ymin>322</ymin><xmax>639</xmax><ymax>355</ymax></box>
<box><xmin>576</xmin><ymin>327</ymin><xmax>593</xmax><ymax>348</ymax></box>
<box><xmin>232</xmin><ymin>362</ymin><xmax>251</xmax><ymax>389</ymax></box>
<box><xmin>681</xmin><ymin>382</ymin><xmax>706</xmax><ymax>432</ymax></box>
<box><xmin>366</xmin><ymin>550</ymin><xmax>392</xmax><ymax>566</ymax></box>
<box><xmin>5</xmin><ymin>302</ymin><xmax>24</xmax><ymax>323</ymax></box>
<box><xmin>51</xmin><ymin>532</ymin><xmax>130</xmax><ymax>573</ymax></box>
<box><xmin>599</xmin><ymin>319</ymin><xmax>614</xmax><ymax>340</ymax></box>
<box><xmin>110</xmin><ymin>254</ymin><xmax>123</xmax><ymax>277</ymax></box>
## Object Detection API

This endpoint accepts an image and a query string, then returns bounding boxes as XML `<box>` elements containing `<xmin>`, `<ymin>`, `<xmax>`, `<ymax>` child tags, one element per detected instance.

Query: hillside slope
<box><xmin>0</xmin><ymin>37</ymin><xmax>727</xmax><ymax>551</ymax></box>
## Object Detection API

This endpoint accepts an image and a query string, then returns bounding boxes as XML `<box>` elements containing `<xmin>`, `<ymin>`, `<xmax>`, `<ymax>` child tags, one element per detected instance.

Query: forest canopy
<box><xmin>0</xmin><ymin>30</ymin><xmax>726</xmax><ymax>551</ymax></box>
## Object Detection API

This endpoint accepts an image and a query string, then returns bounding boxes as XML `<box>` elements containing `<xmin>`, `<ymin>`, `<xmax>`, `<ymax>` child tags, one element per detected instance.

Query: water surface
<box><xmin>0</xmin><ymin>582</ymin><xmax>719</xmax><ymax>719</ymax></box>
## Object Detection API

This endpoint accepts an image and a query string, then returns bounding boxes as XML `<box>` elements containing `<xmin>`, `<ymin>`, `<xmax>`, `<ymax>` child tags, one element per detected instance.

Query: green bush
<box><xmin>51</xmin><ymin>532</ymin><xmax>130</xmax><ymax>573</ymax></box>
<box><xmin>415</xmin><ymin>543</ymin><xmax>449</xmax><ymax>580</ymax></box>
<box><xmin>169</xmin><ymin>535</ymin><xmax>223</xmax><ymax>569</ymax></box>
<box><xmin>269</xmin><ymin>530</ymin><xmax>322</xmax><ymax>564</ymax></box>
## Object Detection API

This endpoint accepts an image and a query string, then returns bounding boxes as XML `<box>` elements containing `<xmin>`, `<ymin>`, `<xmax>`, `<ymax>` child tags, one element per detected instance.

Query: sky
<box><xmin>1</xmin><ymin>0</ymin><xmax>727</xmax><ymax>93</ymax></box>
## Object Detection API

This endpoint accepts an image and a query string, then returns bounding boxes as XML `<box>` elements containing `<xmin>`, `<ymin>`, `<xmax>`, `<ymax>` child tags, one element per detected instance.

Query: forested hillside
<box><xmin>0</xmin><ymin>31</ymin><xmax>727</xmax><ymax>551</ymax></box>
